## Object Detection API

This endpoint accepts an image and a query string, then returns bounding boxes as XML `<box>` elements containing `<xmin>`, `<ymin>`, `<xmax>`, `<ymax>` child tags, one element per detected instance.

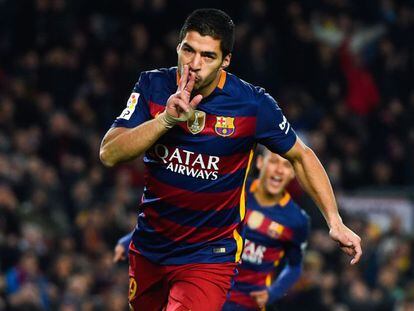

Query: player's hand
<box><xmin>329</xmin><ymin>221</ymin><xmax>362</xmax><ymax>265</ymax></box>
<box><xmin>250</xmin><ymin>289</ymin><xmax>269</xmax><ymax>309</ymax></box>
<box><xmin>113</xmin><ymin>243</ymin><xmax>127</xmax><ymax>263</ymax></box>
<box><xmin>158</xmin><ymin>65</ymin><xmax>203</xmax><ymax>128</ymax></box>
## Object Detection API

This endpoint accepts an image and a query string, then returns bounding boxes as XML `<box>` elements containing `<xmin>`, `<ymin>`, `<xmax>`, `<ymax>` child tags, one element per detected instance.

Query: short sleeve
<box><xmin>111</xmin><ymin>72</ymin><xmax>151</xmax><ymax>128</ymax></box>
<box><xmin>255</xmin><ymin>91</ymin><xmax>297</xmax><ymax>154</ymax></box>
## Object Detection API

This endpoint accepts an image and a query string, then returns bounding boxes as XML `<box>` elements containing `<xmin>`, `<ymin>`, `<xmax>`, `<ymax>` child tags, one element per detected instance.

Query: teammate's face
<box><xmin>177</xmin><ymin>31</ymin><xmax>231</xmax><ymax>94</ymax></box>
<box><xmin>257</xmin><ymin>152</ymin><xmax>295</xmax><ymax>196</ymax></box>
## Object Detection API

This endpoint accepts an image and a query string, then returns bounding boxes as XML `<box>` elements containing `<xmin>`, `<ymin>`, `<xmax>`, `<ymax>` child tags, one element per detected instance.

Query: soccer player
<box><xmin>115</xmin><ymin>150</ymin><xmax>309</xmax><ymax>310</ymax></box>
<box><xmin>100</xmin><ymin>8</ymin><xmax>362</xmax><ymax>311</ymax></box>
<box><xmin>222</xmin><ymin>150</ymin><xmax>309</xmax><ymax>310</ymax></box>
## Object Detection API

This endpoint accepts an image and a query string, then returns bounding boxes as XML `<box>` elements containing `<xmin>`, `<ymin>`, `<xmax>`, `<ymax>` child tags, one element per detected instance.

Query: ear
<box><xmin>221</xmin><ymin>53</ymin><xmax>231</xmax><ymax>69</ymax></box>
<box><xmin>176</xmin><ymin>43</ymin><xmax>181</xmax><ymax>54</ymax></box>
<box><xmin>256</xmin><ymin>154</ymin><xmax>264</xmax><ymax>171</ymax></box>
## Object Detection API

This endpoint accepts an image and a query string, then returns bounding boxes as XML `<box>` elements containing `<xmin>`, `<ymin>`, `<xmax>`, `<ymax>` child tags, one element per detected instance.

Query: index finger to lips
<box><xmin>179</xmin><ymin>65</ymin><xmax>189</xmax><ymax>91</ymax></box>
<box><xmin>184</xmin><ymin>72</ymin><xmax>196</xmax><ymax>94</ymax></box>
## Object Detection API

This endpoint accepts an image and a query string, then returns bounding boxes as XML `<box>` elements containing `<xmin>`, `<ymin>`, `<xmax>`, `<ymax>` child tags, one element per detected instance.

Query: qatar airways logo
<box><xmin>153</xmin><ymin>144</ymin><xmax>220</xmax><ymax>180</ymax></box>
<box><xmin>242</xmin><ymin>239</ymin><xmax>267</xmax><ymax>265</ymax></box>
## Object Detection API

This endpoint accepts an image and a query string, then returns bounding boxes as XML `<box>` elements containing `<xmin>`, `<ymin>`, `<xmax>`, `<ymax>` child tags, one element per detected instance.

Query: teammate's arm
<box><xmin>282</xmin><ymin>138</ymin><xmax>362</xmax><ymax>264</ymax></box>
<box><xmin>250</xmin><ymin>263</ymin><xmax>301</xmax><ymax>308</ymax></box>
<box><xmin>250</xmin><ymin>218</ymin><xmax>308</xmax><ymax>308</ymax></box>
<box><xmin>269</xmin><ymin>264</ymin><xmax>302</xmax><ymax>301</ymax></box>
<box><xmin>100</xmin><ymin>65</ymin><xmax>202</xmax><ymax>167</ymax></box>
<box><xmin>113</xmin><ymin>231</ymin><xmax>133</xmax><ymax>263</ymax></box>
<box><xmin>265</xmin><ymin>227</ymin><xmax>308</xmax><ymax>305</ymax></box>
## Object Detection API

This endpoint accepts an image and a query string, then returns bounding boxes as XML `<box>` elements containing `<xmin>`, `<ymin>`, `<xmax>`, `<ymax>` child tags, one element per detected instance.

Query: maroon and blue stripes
<box><xmin>149</xmin><ymin>100</ymin><xmax>257</xmax><ymax>138</ymax></box>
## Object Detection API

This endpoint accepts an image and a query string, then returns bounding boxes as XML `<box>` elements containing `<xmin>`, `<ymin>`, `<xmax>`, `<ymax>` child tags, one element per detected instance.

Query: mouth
<box><xmin>187</xmin><ymin>70</ymin><xmax>200</xmax><ymax>80</ymax></box>
<box><xmin>269</xmin><ymin>175</ymin><xmax>283</xmax><ymax>187</ymax></box>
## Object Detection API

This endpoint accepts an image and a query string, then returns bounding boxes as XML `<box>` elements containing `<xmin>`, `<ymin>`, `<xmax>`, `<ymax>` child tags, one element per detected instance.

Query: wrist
<box><xmin>156</xmin><ymin>111</ymin><xmax>178</xmax><ymax>129</ymax></box>
<box><xmin>327</xmin><ymin>214</ymin><xmax>343</xmax><ymax>229</ymax></box>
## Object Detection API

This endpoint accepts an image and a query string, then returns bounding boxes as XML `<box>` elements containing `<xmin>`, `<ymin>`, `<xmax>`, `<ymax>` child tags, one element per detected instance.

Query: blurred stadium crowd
<box><xmin>0</xmin><ymin>0</ymin><xmax>414</xmax><ymax>310</ymax></box>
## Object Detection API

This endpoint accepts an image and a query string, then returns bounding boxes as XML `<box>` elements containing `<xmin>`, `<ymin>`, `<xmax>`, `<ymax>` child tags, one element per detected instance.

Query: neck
<box><xmin>253</xmin><ymin>179</ymin><xmax>284</xmax><ymax>207</ymax></box>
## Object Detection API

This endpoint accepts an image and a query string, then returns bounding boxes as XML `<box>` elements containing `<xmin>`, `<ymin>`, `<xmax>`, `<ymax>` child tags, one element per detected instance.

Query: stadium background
<box><xmin>0</xmin><ymin>0</ymin><xmax>414</xmax><ymax>310</ymax></box>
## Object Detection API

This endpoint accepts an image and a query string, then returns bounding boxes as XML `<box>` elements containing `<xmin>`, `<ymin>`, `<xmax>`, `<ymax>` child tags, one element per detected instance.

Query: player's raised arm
<box><xmin>282</xmin><ymin>138</ymin><xmax>362</xmax><ymax>265</ymax></box>
<box><xmin>99</xmin><ymin>65</ymin><xmax>202</xmax><ymax>167</ymax></box>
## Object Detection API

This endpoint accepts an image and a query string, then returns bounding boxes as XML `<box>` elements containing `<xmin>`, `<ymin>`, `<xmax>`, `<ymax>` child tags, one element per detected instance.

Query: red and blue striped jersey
<box><xmin>227</xmin><ymin>180</ymin><xmax>310</xmax><ymax>309</ymax></box>
<box><xmin>111</xmin><ymin>67</ymin><xmax>297</xmax><ymax>265</ymax></box>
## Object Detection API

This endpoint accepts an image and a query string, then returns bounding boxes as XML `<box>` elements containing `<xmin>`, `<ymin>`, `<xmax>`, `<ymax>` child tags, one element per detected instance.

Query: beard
<box><xmin>177</xmin><ymin>61</ymin><xmax>222</xmax><ymax>93</ymax></box>
<box><xmin>192</xmin><ymin>69</ymin><xmax>220</xmax><ymax>92</ymax></box>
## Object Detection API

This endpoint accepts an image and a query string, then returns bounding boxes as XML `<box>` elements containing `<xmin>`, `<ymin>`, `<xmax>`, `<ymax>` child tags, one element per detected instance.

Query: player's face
<box><xmin>177</xmin><ymin>31</ymin><xmax>231</xmax><ymax>93</ymax></box>
<box><xmin>257</xmin><ymin>152</ymin><xmax>295</xmax><ymax>196</ymax></box>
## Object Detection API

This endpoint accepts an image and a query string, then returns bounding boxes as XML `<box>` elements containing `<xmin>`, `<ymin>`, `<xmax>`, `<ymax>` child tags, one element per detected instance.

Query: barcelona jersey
<box><xmin>111</xmin><ymin>67</ymin><xmax>297</xmax><ymax>265</ymax></box>
<box><xmin>227</xmin><ymin>180</ymin><xmax>310</xmax><ymax>309</ymax></box>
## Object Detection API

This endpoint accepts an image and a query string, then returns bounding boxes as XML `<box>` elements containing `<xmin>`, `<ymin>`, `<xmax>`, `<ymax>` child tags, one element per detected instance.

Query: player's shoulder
<box><xmin>226</xmin><ymin>72</ymin><xmax>270</xmax><ymax>103</ymax></box>
<box><xmin>138</xmin><ymin>67</ymin><xmax>176</xmax><ymax>89</ymax></box>
<box><xmin>285</xmin><ymin>199</ymin><xmax>310</xmax><ymax>242</ymax></box>
<box><xmin>287</xmin><ymin>199</ymin><xmax>310</xmax><ymax>228</ymax></box>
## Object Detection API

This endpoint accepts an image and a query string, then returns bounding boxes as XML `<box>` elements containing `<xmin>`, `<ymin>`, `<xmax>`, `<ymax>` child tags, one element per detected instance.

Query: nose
<box><xmin>189</xmin><ymin>53</ymin><xmax>202</xmax><ymax>71</ymax></box>
<box><xmin>274</xmin><ymin>163</ymin><xmax>284</xmax><ymax>175</ymax></box>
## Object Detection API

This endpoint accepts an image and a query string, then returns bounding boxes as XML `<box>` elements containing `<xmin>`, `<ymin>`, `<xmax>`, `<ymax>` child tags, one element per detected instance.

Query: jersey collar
<box><xmin>175</xmin><ymin>67</ymin><xmax>229</xmax><ymax>95</ymax></box>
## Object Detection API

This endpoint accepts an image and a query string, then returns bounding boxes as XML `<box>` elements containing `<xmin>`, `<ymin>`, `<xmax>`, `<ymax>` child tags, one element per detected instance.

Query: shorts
<box><xmin>222</xmin><ymin>301</ymin><xmax>264</xmax><ymax>311</ymax></box>
<box><xmin>223</xmin><ymin>288</ymin><xmax>267</xmax><ymax>311</ymax></box>
<box><xmin>128</xmin><ymin>251</ymin><xmax>238</xmax><ymax>311</ymax></box>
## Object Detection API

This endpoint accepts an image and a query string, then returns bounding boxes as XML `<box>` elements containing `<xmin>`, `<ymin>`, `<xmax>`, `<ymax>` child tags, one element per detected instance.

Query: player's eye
<box><xmin>203</xmin><ymin>55</ymin><xmax>215</xmax><ymax>62</ymax></box>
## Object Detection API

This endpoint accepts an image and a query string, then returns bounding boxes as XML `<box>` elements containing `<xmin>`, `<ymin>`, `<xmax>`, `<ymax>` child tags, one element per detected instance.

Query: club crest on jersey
<box><xmin>268</xmin><ymin>221</ymin><xmax>284</xmax><ymax>239</ymax></box>
<box><xmin>214</xmin><ymin>116</ymin><xmax>235</xmax><ymax>137</ymax></box>
<box><xmin>187</xmin><ymin>110</ymin><xmax>206</xmax><ymax>134</ymax></box>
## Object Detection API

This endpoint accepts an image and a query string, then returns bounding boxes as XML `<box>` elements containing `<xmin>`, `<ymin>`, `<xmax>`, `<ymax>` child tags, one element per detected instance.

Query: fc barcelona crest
<box><xmin>187</xmin><ymin>110</ymin><xmax>206</xmax><ymax>134</ymax></box>
<box><xmin>214</xmin><ymin>116</ymin><xmax>235</xmax><ymax>137</ymax></box>
<box><xmin>267</xmin><ymin>221</ymin><xmax>284</xmax><ymax>239</ymax></box>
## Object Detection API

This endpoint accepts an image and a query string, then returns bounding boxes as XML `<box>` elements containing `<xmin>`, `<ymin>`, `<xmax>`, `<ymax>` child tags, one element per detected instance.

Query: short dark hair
<box><xmin>179</xmin><ymin>8</ymin><xmax>235</xmax><ymax>57</ymax></box>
